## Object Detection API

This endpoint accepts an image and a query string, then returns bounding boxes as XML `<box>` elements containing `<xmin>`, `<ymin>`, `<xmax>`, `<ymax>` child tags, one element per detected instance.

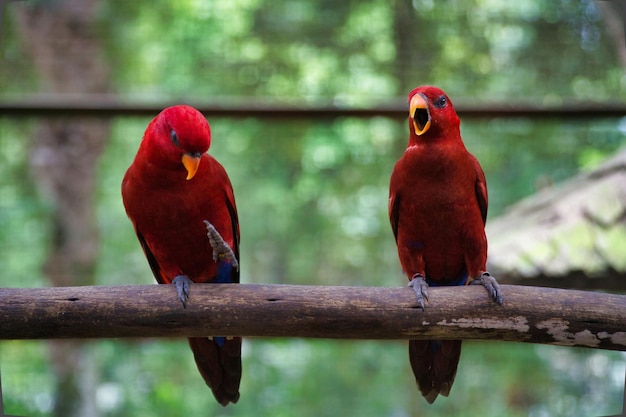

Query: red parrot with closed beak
<box><xmin>122</xmin><ymin>105</ymin><xmax>241</xmax><ymax>406</ymax></box>
<box><xmin>389</xmin><ymin>86</ymin><xmax>502</xmax><ymax>403</ymax></box>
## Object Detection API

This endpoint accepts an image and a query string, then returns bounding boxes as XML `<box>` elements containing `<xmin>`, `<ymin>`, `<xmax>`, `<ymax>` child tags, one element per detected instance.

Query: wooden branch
<box><xmin>2</xmin><ymin>95</ymin><xmax>626</xmax><ymax>119</ymax></box>
<box><xmin>0</xmin><ymin>284</ymin><xmax>624</xmax><ymax>351</ymax></box>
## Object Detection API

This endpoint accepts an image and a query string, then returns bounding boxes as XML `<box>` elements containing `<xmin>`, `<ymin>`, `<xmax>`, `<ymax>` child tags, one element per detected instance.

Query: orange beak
<box><xmin>409</xmin><ymin>93</ymin><xmax>431</xmax><ymax>136</ymax></box>
<box><xmin>181</xmin><ymin>153</ymin><xmax>202</xmax><ymax>180</ymax></box>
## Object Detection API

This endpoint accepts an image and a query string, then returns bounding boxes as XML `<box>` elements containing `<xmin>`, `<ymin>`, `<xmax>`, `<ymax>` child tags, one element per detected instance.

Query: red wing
<box><xmin>389</xmin><ymin>191</ymin><xmax>401</xmax><ymax>244</ymax></box>
<box><xmin>471</xmin><ymin>155</ymin><xmax>488</xmax><ymax>225</ymax></box>
<box><xmin>223</xmin><ymin>184</ymin><xmax>240</xmax><ymax>284</ymax></box>
<box><xmin>135</xmin><ymin>229</ymin><xmax>170</xmax><ymax>284</ymax></box>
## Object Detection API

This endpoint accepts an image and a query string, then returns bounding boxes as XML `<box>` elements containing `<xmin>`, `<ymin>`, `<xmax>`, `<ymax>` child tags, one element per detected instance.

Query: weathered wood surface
<box><xmin>0</xmin><ymin>284</ymin><xmax>624</xmax><ymax>351</ymax></box>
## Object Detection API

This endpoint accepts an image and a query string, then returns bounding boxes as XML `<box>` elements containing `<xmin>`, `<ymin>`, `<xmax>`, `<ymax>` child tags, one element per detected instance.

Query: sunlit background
<box><xmin>1</xmin><ymin>1</ymin><xmax>625</xmax><ymax>416</ymax></box>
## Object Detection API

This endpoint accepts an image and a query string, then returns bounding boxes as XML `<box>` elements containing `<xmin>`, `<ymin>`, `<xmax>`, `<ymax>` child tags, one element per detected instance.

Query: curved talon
<box><xmin>470</xmin><ymin>272</ymin><xmax>503</xmax><ymax>305</ymax></box>
<box><xmin>172</xmin><ymin>275</ymin><xmax>192</xmax><ymax>308</ymax></box>
<box><xmin>408</xmin><ymin>274</ymin><xmax>429</xmax><ymax>312</ymax></box>
<box><xmin>204</xmin><ymin>220</ymin><xmax>239</xmax><ymax>271</ymax></box>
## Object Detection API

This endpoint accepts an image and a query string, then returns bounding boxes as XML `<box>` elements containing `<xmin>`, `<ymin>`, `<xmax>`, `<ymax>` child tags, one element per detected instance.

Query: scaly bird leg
<box><xmin>172</xmin><ymin>274</ymin><xmax>192</xmax><ymax>308</ymax></box>
<box><xmin>203</xmin><ymin>220</ymin><xmax>239</xmax><ymax>271</ymax></box>
<box><xmin>470</xmin><ymin>272</ymin><xmax>503</xmax><ymax>305</ymax></box>
<box><xmin>408</xmin><ymin>273</ymin><xmax>429</xmax><ymax>312</ymax></box>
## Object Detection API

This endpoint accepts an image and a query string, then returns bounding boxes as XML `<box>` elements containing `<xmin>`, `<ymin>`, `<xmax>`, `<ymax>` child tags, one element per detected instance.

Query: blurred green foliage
<box><xmin>1</xmin><ymin>0</ymin><xmax>625</xmax><ymax>416</ymax></box>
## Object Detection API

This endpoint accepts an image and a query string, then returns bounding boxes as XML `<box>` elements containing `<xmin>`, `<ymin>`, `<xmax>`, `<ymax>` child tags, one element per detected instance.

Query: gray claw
<box><xmin>172</xmin><ymin>275</ymin><xmax>192</xmax><ymax>308</ymax></box>
<box><xmin>408</xmin><ymin>274</ymin><xmax>429</xmax><ymax>311</ymax></box>
<box><xmin>470</xmin><ymin>272</ymin><xmax>503</xmax><ymax>305</ymax></box>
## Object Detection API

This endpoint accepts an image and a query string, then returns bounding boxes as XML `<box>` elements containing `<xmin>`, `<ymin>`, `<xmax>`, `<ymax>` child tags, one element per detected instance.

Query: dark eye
<box><xmin>170</xmin><ymin>129</ymin><xmax>180</xmax><ymax>146</ymax></box>
<box><xmin>434</xmin><ymin>95</ymin><xmax>447</xmax><ymax>108</ymax></box>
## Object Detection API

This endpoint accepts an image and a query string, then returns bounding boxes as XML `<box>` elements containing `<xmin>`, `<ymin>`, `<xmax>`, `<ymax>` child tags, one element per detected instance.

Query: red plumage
<box><xmin>389</xmin><ymin>86</ymin><xmax>501</xmax><ymax>403</ymax></box>
<box><xmin>122</xmin><ymin>105</ymin><xmax>241</xmax><ymax>406</ymax></box>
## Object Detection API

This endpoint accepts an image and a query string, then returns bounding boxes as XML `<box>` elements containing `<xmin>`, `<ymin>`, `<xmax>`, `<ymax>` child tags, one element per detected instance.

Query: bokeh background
<box><xmin>0</xmin><ymin>1</ymin><xmax>625</xmax><ymax>416</ymax></box>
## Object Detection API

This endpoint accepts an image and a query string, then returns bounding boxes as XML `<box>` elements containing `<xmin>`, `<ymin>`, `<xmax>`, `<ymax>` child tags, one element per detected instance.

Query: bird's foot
<box><xmin>172</xmin><ymin>274</ymin><xmax>192</xmax><ymax>308</ymax></box>
<box><xmin>408</xmin><ymin>273</ymin><xmax>429</xmax><ymax>312</ymax></box>
<box><xmin>204</xmin><ymin>220</ymin><xmax>239</xmax><ymax>271</ymax></box>
<box><xmin>470</xmin><ymin>272</ymin><xmax>503</xmax><ymax>305</ymax></box>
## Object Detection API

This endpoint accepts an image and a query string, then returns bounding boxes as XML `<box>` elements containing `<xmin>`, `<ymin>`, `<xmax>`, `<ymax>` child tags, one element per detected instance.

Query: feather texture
<box><xmin>389</xmin><ymin>86</ymin><xmax>490</xmax><ymax>403</ymax></box>
<box><xmin>122</xmin><ymin>105</ymin><xmax>241</xmax><ymax>406</ymax></box>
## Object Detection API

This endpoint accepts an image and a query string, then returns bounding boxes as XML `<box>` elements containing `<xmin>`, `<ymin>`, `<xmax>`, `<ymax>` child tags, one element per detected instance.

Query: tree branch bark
<box><xmin>0</xmin><ymin>284</ymin><xmax>626</xmax><ymax>351</ymax></box>
<box><xmin>0</xmin><ymin>284</ymin><xmax>624</xmax><ymax>351</ymax></box>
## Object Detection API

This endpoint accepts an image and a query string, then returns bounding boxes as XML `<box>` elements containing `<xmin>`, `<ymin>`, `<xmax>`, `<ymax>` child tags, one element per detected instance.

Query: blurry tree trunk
<box><xmin>392</xmin><ymin>0</ymin><xmax>421</xmax><ymax>93</ymax></box>
<box><xmin>597</xmin><ymin>0</ymin><xmax>626</xmax><ymax>68</ymax></box>
<box><xmin>12</xmin><ymin>1</ymin><xmax>111</xmax><ymax>417</ymax></box>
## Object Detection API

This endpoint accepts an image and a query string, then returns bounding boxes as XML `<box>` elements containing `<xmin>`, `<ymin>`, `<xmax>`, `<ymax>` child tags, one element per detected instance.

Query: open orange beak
<box><xmin>410</xmin><ymin>93</ymin><xmax>431</xmax><ymax>136</ymax></box>
<box><xmin>181</xmin><ymin>153</ymin><xmax>202</xmax><ymax>180</ymax></box>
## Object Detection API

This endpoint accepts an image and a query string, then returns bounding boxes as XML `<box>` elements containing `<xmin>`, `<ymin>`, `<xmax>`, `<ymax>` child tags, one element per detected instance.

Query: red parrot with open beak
<box><xmin>389</xmin><ymin>86</ymin><xmax>502</xmax><ymax>403</ymax></box>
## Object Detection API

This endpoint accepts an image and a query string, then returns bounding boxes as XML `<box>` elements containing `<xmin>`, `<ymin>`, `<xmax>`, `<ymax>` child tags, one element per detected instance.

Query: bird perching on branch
<box><xmin>121</xmin><ymin>105</ymin><xmax>241</xmax><ymax>406</ymax></box>
<box><xmin>389</xmin><ymin>86</ymin><xmax>503</xmax><ymax>403</ymax></box>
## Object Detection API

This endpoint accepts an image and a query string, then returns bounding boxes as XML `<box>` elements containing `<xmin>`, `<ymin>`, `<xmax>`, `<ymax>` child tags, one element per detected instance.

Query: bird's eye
<box><xmin>170</xmin><ymin>130</ymin><xmax>180</xmax><ymax>147</ymax></box>
<box><xmin>434</xmin><ymin>95</ymin><xmax>447</xmax><ymax>109</ymax></box>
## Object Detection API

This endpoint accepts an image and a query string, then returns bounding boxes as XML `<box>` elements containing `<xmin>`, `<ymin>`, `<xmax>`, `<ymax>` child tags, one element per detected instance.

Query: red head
<box><xmin>407</xmin><ymin>86</ymin><xmax>460</xmax><ymax>145</ymax></box>
<box><xmin>139</xmin><ymin>105</ymin><xmax>211</xmax><ymax>180</ymax></box>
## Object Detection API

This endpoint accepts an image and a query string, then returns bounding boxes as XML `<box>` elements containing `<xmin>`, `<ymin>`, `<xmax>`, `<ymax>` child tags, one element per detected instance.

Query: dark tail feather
<box><xmin>409</xmin><ymin>339</ymin><xmax>462</xmax><ymax>404</ymax></box>
<box><xmin>188</xmin><ymin>337</ymin><xmax>242</xmax><ymax>406</ymax></box>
